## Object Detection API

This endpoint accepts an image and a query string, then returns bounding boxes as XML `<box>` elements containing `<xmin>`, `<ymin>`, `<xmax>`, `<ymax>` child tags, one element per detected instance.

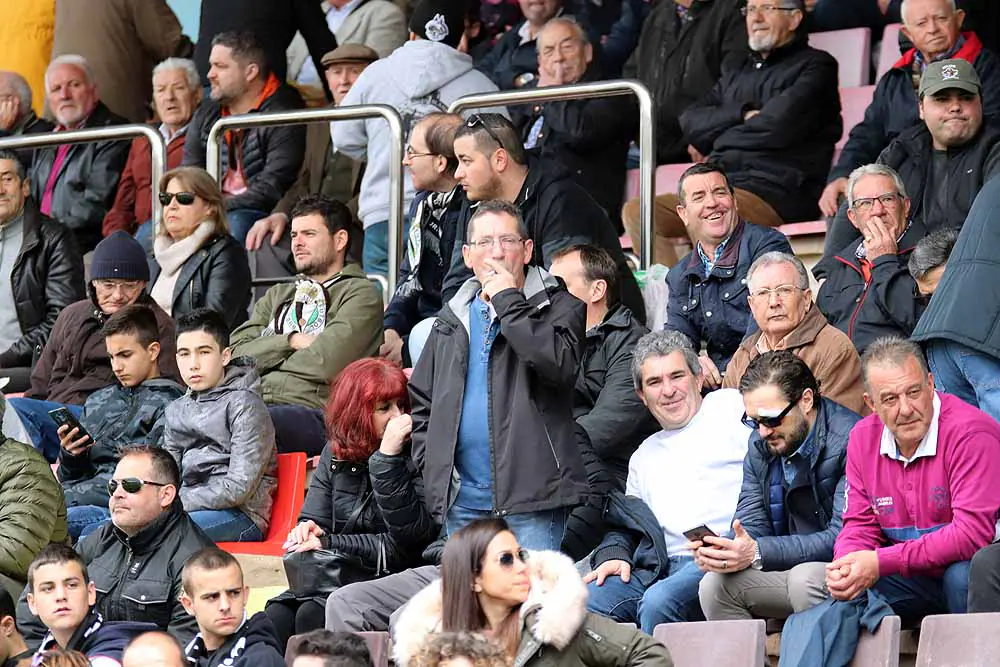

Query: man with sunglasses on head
<box><xmin>16</xmin><ymin>445</ymin><xmax>214</xmax><ymax>648</ymax></box>
<box><xmin>698</xmin><ymin>351</ymin><xmax>860</xmax><ymax>623</ymax></box>
<box><xmin>813</xmin><ymin>164</ymin><xmax>924</xmax><ymax>354</ymax></box>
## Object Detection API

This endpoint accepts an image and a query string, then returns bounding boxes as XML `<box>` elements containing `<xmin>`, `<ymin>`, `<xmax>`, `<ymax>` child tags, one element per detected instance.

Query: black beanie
<box><xmin>90</xmin><ymin>230</ymin><xmax>150</xmax><ymax>282</ymax></box>
<box><xmin>408</xmin><ymin>0</ymin><xmax>465</xmax><ymax>49</ymax></box>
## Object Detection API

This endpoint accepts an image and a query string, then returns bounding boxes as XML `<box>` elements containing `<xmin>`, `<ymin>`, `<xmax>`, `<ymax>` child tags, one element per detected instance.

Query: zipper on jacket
<box><xmin>542</xmin><ymin>423</ymin><xmax>560</xmax><ymax>469</ymax></box>
<box><xmin>833</xmin><ymin>257</ymin><xmax>869</xmax><ymax>341</ymax></box>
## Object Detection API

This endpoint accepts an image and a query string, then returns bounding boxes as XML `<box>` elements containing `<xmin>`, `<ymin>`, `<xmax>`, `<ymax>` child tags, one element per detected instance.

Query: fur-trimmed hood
<box><xmin>393</xmin><ymin>550</ymin><xmax>589</xmax><ymax>666</ymax></box>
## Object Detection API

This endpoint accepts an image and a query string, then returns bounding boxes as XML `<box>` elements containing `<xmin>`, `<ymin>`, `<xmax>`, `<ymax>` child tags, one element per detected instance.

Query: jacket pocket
<box><xmin>120</xmin><ymin>578</ymin><xmax>173</xmax><ymax>625</ymax></box>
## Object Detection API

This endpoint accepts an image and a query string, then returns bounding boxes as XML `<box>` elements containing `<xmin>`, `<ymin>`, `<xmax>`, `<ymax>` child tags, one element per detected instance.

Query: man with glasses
<box><xmin>16</xmin><ymin>445</ymin><xmax>213</xmax><ymax>647</ymax></box>
<box><xmin>699</xmin><ymin>351</ymin><xmax>859</xmax><ymax>623</ymax></box>
<box><xmin>814</xmin><ymin>164</ymin><xmax>924</xmax><ymax>353</ymax></box>
<box><xmin>7</xmin><ymin>231</ymin><xmax>179</xmax><ymax>463</ymax></box>
<box><xmin>723</xmin><ymin>252</ymin><xmax>864</xmax><ymax>414</ymax></box>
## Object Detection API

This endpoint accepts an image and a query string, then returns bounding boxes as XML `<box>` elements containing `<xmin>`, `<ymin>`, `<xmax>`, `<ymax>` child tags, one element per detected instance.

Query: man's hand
<box><xmin>58</xmin><ymin>424</ymin><xmax>91</xmax><ymax>456</ymax></box>
<box><xmin>0</xmin><ymin>97</ymin><xmax>19</xmax><ymax>132</ymax></box>
<box><xmin>694</xmin><ymin>520</ymin><xmax>757</xmax><ymax>573</ymax></box>
<box><xmin>743</xmin><ymin>109</ymin><xmax>761</xmax><ymax>122</ymax></box>
<box><xmin>246</xmin><ymin>213</ymin><xmax>288</xmax><ymax>251</ymax></box>
<box><xmin>380</xmin><ymin>414</ymin><xmax>412</xmax><ymax>456</ymax></box>
<box><xmin>537</xmin><ymin>62</ymin><xmax>567</xmax><ymax>87</ymax></box>
<box><xmin>480</xmin><ymin>259</ymin><xmax>518</xmax><ymax>300</ymax></box>
<box><xmin>687</xmin><ymin>144</ymin><xmax>707</xmax><ymax>163</ymax></box>
<box><xmin>819</xmin><ymin>178</ymin><xmax>848</xmax><ymax>217</ymax></box>
<box><xmin>699</xmin><ymin>353</ymin><xmax>722</xmax><ymax>390</ymax></box>
<box><xmin>861</xmin><ymin>215</ymin><xmax>899</xmax><ymax>262</ymax></box>
<box><xmin>283</xmin><ymin>519</ymin><xmax>325</xmax><ymax>552</ymax></box>
<box><xmin>583</xmin><ymin>559</ymin><xmax>631</xmax><ymax>586</ymax></box>
<box><xmin>289</xmin><ymin>333</ymin><xmax>318</xmax><ymax>351</ymax></box>
<box><xmin>826</xmin><ymin>550</ymin><xmax>879</xmax><ymax>601</ymax></box>
<box><xmin>379</xmin><ymin>329</ymin><xmax>404</xmax><ymax>363</ymax></box>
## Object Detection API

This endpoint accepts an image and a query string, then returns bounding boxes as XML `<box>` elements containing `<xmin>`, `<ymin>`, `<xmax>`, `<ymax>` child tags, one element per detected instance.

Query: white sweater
<box><xmin>627</xmin><ymin>389</ymin><xmax>752</xmax><ymax>556</ymax></box>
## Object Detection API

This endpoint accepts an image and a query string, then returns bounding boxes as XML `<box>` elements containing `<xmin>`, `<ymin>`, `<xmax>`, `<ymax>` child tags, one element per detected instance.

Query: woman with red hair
<box><xmin>265</xmin><ymin>357</ymin><xmax>431</xmax><ymax>649</ymax></box>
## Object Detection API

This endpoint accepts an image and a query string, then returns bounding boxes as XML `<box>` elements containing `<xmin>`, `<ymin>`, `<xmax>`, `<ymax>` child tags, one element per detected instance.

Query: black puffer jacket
<box><xmin>680</xmin><ymin>35</ymin><xmax>842</xmax><ymax>222</ymax></box>
<box><xmin>28</xmin><ymin>101</ymin><xmax>130</xmax><ymax>252</ymax></box>
<box><xmin>145</xmin><ymin>233</ymin><xmax>252</xmax><ymax>330</ymax></box>
<box><xmin>184</xmin><ymin>82</ymin><xmax>306</xmax><ymax>214</ymax></box>
<box><xmin>625</xmin><ymin>0</ymin><xmax>747</xmax><ymax>163</ymax></box>
<box><xmin>0</xmin><ymin>200</ymin><xmax>84</xmax><ymax>368</ymax></box>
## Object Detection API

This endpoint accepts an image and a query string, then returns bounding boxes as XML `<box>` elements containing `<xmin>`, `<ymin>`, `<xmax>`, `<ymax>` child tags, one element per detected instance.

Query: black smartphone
<box><xmin>48</xmin><ymin>407</ymin><xmax>91</xmax><ymax>442</ymax></box>
<box><xmin>683</xmin><ymin>525</ymin><xmax>719</xmax><ymax>542</ymax></box>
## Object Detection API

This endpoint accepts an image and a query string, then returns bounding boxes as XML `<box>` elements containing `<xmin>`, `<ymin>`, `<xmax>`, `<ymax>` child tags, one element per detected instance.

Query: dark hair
<box><xmin>860</xmin><ymin>336</ymin><xmax>929</xmax><ymax>392</ymax></box>
<box><xmin>466</xmin><ymin>200</ymin><xmax>528</xmax><ymax>241</ymax></box>
<box><xmin>28</xmin><ymin>544</ymin><xmax>89</xmax><ymax>593</ymax></box>
<box><xmin>0</xmin><ymin>586</ymin><xmax>15</xmax><ymax>621</ymax></box>
<box><xmin>454</xmin><ymin>113</ymin><xmax>527</xmax><ymax>165</ymax></box>
<box><xmin>551</xmin><ymin>244</ymin><xmax>620</xmax><ymax>308</ymax></box>
<box><xmin>176</xmin><ymin>307</ymin><xmax>230</xmax><ymax>350</ymax></box>
<box><xmin>326</xmin><ymin>358</ymin><xmax>410</xmax><ymax>463</ymax></box>
<box><xmin>292</xmin><ymin>630</ymin><xmax>373</xmax><ymax>667</ymax></box>
<box><xmin>102</xmin><ymin>304</ymin><xmax>161</xmax><ymax>347</ymax></box>
<box><xmin>0</xmin><ymin>149</ymin><xmax>26</xmax><ymax>180</ymax></box>
<box><xmin>210</xmin><ymin>31</ymin><xmax>270</xmax><ymax>78</ymax></box>
<box><xmin>119</xmin><ymin>444</ymin><xmax>181</xmax><ymax>489</ymax></box>
<box><xmin>677</xmin><ymin>162</ymin><xmax>733</xmax><ymax>205</ymax></box>
<box><xmin>738</xmin><ymin>350</ymin><xmax>821</xmax><ymax>403</ymax></box>
<box><xmin>908</xmin><ymin>226</ymin><xmax>959</xmax><ymax>280</ymax></box>
<box><xmin>289</xmin><ymin>194</ymin><xmax>354</xmax><ymax>238</ymax></box>
<box><xmin>441</xmin><ymin>519</ymin><xmax>520</xmax><ymax>656</ymax></box>
<box><xmin>421</xmin><ymin>113</ymin><xmax>464</xmax><ymax>174</ymax></box>
<box><xmin>413</xmin><ymin>632</ymin><xmax>510</xmax><ymax>667</ymax></box>
<box><xmin>182</xmin><ymin>547</ymin><xmax>242</xmax><ymax>595</ymax></box>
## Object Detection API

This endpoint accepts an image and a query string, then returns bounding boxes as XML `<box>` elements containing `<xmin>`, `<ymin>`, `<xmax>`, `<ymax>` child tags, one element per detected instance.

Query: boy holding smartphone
<box><xmin>57</xmin><ymin>305</ymin><xmax>185</xmax><ymax>541</ymax></box>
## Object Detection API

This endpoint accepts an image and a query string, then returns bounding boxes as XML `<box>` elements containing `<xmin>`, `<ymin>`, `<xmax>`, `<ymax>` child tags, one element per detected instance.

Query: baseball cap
<box><xmin>408</xmin><ymin>0</ymin><xmax>465</xmax><ymax>49</ymax></box>
<box><xmin>321</xmin><ymin>44</ymin><xmax>379</xmax><ymax>68</ymax></box>
<box><xmin>920</xmin><ymin>58</ymin><xmax>982</xmax><ymax>97</ymax></box>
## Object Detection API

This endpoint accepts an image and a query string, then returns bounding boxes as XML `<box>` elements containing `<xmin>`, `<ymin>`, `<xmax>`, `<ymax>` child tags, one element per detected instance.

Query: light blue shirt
<box><xmin>296</xmin><ymin>0</ymin><xmax>365</xmax><ymax>86</ymax></box>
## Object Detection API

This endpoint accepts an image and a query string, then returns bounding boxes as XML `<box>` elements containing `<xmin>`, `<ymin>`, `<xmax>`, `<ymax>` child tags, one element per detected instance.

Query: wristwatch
<box><xmin>751</xmin><ymin>543</ymin><xmax>763</xmax><ymax>570</ymax></box>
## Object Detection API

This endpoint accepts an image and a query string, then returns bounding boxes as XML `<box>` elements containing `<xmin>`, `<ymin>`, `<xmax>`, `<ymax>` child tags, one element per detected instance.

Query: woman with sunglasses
<box><xmin>394</xmin><ymin>518</ymin><xmax>674</xmax><ymax>667</ymax></box>
<box><xmin>265</xmin><ymin>358</ymin><xmax>433</xmax><ymax>650</ymax></box>
<box><xmin>145</xmin><ymin>166</ymin><xmax>251</xmax><ymax>330</ymax></box>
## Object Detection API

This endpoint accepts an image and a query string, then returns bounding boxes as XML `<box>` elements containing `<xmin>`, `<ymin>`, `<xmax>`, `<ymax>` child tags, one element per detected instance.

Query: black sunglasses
<box><xmin>467</xmin><ymin>114</ymin><xmax>506</xmax><ymax>151</ymax></box>
<box><xmin>497</xmin><ymin>548</ymin><xmax>530</xmax><ymax>569</ymax></box>
<box><xmin>158</xmin><ymin>191</ymin><xmax>197</xmax><ymax>206</ymax></box>
<box><xmin>107</xmin><ymin>477</ymin><xmax>169</xmax><ymax>495</ymax></box>
<box><xmin>742</xmin><ymin>399</ymin><xmax>798</xmax><ymax>430</ymax></box>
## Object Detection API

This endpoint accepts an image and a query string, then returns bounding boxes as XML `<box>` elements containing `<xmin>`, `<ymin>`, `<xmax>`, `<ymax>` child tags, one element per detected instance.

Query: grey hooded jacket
<box><xmin>162</xmin><ymin>357</ymin><xmax>278</xmax><ymax>533</ymax></box>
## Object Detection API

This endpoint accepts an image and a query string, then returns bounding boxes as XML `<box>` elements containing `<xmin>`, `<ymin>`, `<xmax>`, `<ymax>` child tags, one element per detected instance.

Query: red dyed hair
<box><xmin>325</xmin><ymin>358</ymin><xmax>410</xmax><ymax>462</ymax></box>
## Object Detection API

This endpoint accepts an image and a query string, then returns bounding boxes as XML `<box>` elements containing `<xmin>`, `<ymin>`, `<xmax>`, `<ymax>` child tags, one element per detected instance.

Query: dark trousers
<box><xmin>265</xmin><ymin>597</ymin><xmax>326</xmax><ymax>651</ymax></box>
<box><xmin>968</xmin><ymin>543</ymin><xmax>1000</xmax><ymax>612</ymax></box>
<box><xmin>268</xmin><ymin>404</ymin><xmax>328</xmax><ymax>457</ymax></box>
<box><xmin>808</xmin><ymin>0</ymin><xmax>901</xmax><ymax>32</ymax></box>
<box><xmin>0</xmin><ymin>367</ymin><xmax>32</xmax><ymax>393</ymax></box>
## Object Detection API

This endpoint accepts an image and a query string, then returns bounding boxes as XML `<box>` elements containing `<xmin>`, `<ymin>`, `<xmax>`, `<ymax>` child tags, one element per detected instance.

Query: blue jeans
<box><xmin>925</xmin><ymin>339</ymin><xmax>1000</xmax><ymax>424</ymax></box>
<box><xmin>226</xmin><ymin>209</ymin><xmax>268</xmax><ymax>246</ymax></box>
<box><xmin>445</xmin><ymin>504</ymin><xmax>568</xmax><ymax>552</ymax></box>
<box><xmin>873</xmin><ymin>560</ymin><xmax>970</xmax><ymax>622</ymax></box>
<box><xmin>188</xmin><ymin>508</ymin><xmax>263</xmax><ymax>542</ymax></box>
<box><xmin>362</xmin><ymin>220</ymin><xmax>388</xmax><ymax>277</ymax></box>
<box><xmin>587</xmin><ymin>556</ymin><xmax>706</xmax><ymax>633</ymax></box>
<box><xmin>7</xmin><ymin>397</ymin><xmax>83</xmax><ymax>463</ymax></box>
<box><xmin>66</xmin><ymin>505</ymin><xmax>111</xmax><ymax>542</ymax></box>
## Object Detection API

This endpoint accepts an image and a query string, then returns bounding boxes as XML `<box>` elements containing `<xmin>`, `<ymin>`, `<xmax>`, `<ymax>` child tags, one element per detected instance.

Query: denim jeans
<box><xmin>587</xmin><ymin>556</ymin><xmax>707</xmax><ymax>633</ymax></box>
<box><xmin>873</xmin><ymin>560</ymin><xmax>970</xmax><ymax>623</ymax></box>
<box><xmin>7</xmin><ymin>397</ymin><xmax>83</xmax><ymax>463</ymax></box>
<box><xmin>925</xmin><ymin>339</ymin><xmax>1000</xmax><ymax>424</ymax></box>
<box><xmin>66</xmin><ymin>505</ymin><xmax>111</xmax><ymax>542</ymax></box>
<box><xmin>226</xmin><ymin>209</ymin><xmax>269</xmax><ymax>246</ymax></box>
<box><xmin>445</xmin><ymin>504</ymin><xmax>568</xmax><ymax>552</ymax></box>
<box><xmin>362</xmin><ymin>220</ymin><xmax>388</xmax><ymax>277</ymax></box>
<box><xmin>188</xmin><ymin>508</ymin><xmax>263</xmax><ymax>541</ymax></box>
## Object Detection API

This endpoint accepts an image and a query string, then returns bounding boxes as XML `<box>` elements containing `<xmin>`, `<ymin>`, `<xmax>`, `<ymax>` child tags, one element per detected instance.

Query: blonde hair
<box><xmin>157</xmin><ymin>166</ymin><xmax>229</xmax><ymax>237</ymax></box>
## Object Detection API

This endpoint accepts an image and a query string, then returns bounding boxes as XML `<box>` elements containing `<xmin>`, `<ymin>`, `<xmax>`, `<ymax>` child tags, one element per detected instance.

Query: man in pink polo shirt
<box><xmin>819</xmin><ymin>337</ymin><xmax>1000</xmax><ymax>621</ymax></box>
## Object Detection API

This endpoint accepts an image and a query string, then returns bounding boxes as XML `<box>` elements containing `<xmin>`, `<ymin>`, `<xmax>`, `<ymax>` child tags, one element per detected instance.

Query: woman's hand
<box><xmin>283</xmin><ymin>519</ymin><xmax>325</xmax><ymax>551</ymax></box>
<box><xmin>290</xmin><ymin>535</ymin><xmax>323</xmax><ymax>553</ymax></box>
<box><xmin>379</xmin><ymin>414</ymin><xmax>412</xmax><ymax>456</ymax></box>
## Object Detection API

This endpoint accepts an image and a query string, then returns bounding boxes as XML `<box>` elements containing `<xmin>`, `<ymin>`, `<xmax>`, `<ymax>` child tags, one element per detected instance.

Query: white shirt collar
<box><xmin>879</xmin><ymin>392</ymin><xmax>942</xmax><ymax>465</ymax></box>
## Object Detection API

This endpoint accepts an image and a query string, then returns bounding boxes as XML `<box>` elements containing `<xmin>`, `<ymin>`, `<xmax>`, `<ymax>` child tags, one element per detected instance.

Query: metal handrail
<box><xmin>0</xmin><ymin>124</ymin><xmax>167</xmax><ymax>226</ymax></box>
<box><xmin>448</xmin><ymin>79</ymin><xmax>656</xmax><ymax>270</ymax></box>
<box><xmin>205</xmin><ymin>105</ymin><xmax>405</xmax><ymax>296</ymax></box>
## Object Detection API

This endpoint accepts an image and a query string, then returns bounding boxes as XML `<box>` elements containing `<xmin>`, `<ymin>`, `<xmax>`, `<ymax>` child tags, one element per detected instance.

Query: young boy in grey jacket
<box><xmin>163</xmin><ymin>308</ymin><xmax>278</xmax><ymax>541</ymax></box>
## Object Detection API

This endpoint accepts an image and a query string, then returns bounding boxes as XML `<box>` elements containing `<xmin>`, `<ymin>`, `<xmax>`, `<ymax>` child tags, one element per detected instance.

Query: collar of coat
<box><xmin>893</xmin><ymin>31</ymin><xmax>983</xmax><ymax>70</ymax></box>
<box><xmin>393</xmin><ymin>550</ymin><xmax>588</xmax><ymax>667</ymax></box>
<box><xmin>447</xmin><ymin>265</ymin><xmax>560</xmax><ymax>335</ymax></box>
<box><xmin>740</xmin><ymin>302</ymin><xmax>828</xmax><ymax>357</ymax></box>
<box><xmin>681</xmin><ymin>218</ymin><xmax>747</xmax><ymax>280</ymax></box>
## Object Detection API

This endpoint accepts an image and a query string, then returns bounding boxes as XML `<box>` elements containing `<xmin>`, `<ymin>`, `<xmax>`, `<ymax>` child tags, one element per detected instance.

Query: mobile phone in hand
<box><xmin>683</xmin><ymin>525</ymin><xmax>718</xmax><ymax>542</ymax></box>
<box><xmin>48</xmin><ymin>407</ymin><xmax>92</xmax><ymax>443</ymax></box>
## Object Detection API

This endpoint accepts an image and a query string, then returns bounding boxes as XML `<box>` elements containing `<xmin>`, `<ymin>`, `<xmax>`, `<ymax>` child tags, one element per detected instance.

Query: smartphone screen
<box><xmin>683</xmin><ymin>525</ymin><xmax>718</xmax><ymax>542</ymax></box>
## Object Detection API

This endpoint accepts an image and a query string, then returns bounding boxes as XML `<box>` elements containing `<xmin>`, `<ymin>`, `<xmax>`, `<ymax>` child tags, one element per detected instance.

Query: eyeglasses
<box><xmin>497</xmin><ymin>548</ymin><xmax>530</xmax><ymax>569</ymax></box>
<box><xmin>405</xmin><ymin>144</ymin><xmax>436</xmax><ymax>159</ymax></box>
<box><xmin>158</xmin><ymin>191</ymin><xmax>197</xmax><ymax>206</ymax></box>
<box><xmin>93</xmin><ymin>279</ymin><xmax>143</xmax><ymax>293</ymax></box>
<box><xmin>749</xmin><ymin>285</ymin><xmax>806</xmax><ymax>300</ymax></box>
<box><xmin>107</xmin><ymin>477</ymin><xmax>169</xmax><ymax>495</ymax></box>
<box><xmin>741</xmin><ymin>399</ymin><xmax>798</xmax><ymax>430</ymax></box>
<box><xmin>467</xmin><ymin>114</ymin><xmax>506</xmax><ymax>151</ymax></box>
<box><xmin>852</xmin><ymin>192</ymin><xmax>902</xmax><ymax>213</ymax></box>
<box><xmin>741</xmin><ymin>4</ymin><xmax>800</xmax><ymax>16</ymax></box>
<box><xmin>469</xmin><ymin>236</ymin><xmax>524</xmax><ymax>250</ymax></box>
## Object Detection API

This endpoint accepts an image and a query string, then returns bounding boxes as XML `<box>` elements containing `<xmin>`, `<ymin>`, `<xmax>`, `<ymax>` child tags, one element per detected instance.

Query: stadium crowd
<box><xmin>1</xmin><ymin>0</ymin><xmax>1000</xmax><ymax>665</ymax></box>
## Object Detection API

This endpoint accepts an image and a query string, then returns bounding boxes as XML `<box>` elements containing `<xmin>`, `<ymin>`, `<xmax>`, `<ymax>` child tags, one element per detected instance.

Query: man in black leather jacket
<box><xmin>0</xmin><ymin>150</ymin><xmax>84</xmax><ymax>393</ymax></box>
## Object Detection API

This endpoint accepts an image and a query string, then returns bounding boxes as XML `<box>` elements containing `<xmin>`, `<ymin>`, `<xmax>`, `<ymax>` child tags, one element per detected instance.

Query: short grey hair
<box><xmin>860</xmin><ymin>337</ymin><xmax>929</xmax><ymax>392</ymax></box>
<box><xmin>466</xmin><ymin>200</ymin><xmax>528</xmax><ymax>240</ymax></box>
<box><xmin>539</xmin><ymin>16</ymin><xmax>591</xmax><ymax>46</ymax></box>
<box><xmin>746</xmin><ymin>251</ymin><xmax>810</xmax><ymax>291</ymax></box>
<box><xmin>631</xmin><ymin>330</ymin><xmax>701</xmax><ymax>389</ymax></box>
<box><xmin>908</xmin><ymin>226</ymin><xmax>959</xmax><ymax>280</ymax></box>
<box><xmin>152</xmin><ymin>57</ymin><xmax>200</xmax><ymax>91</ymax></box>
<box><xmin>0</xmin><ymin>71</ymin><xmax>32</xmax><ymax>115</ymax></box>
<box><xmin>45</xmin><ymin>54</ymin><xmax>95</xmax><ymax>92</ymax></box>
<box><xmin>846</xmin><ymin>164</ymin><xmax>908</xmax><ymax>209</ymax></box>
<box><xmin>901</xmin><ymin>0</ymin><xmax>957</xmax><ymax>26</ymax></box>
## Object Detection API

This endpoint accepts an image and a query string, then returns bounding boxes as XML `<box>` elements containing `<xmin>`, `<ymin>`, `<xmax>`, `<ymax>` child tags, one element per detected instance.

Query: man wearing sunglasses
<box><xmin>698</xmin><ymin>351</ymin><xmax>860</xmax><ymax>624</ymax></box>
<box><xmin>16</xmin><ymin>445</ymin><xmax>213</xmax><ymax>647</ymax></box>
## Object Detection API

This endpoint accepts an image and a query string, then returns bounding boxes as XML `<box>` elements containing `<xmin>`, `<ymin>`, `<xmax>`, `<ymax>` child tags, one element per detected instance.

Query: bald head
<box><xmin>122</xmin><ymin>631</ymin><xmax>186</xmax><ymax>667</ymax></box>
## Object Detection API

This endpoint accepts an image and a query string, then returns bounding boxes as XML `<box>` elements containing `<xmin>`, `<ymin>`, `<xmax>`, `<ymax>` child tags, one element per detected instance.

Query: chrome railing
<box><xmin>205</xmin><ymin>105</ymin><xmax>405</xmax><ymax>298</ymax></box>
<box><xmin>448</xmin><ymin>79</ymin><xmax>656</xmax><ymax>269</ymax></box>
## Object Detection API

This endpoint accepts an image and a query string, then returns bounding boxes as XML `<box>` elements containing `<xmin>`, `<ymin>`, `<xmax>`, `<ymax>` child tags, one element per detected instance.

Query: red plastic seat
<box><xmin>877</xmin><ymin>24</ymin><xmax>904</xmax><ymax>83</ymax></box>
<box><xmin>217</xmin><ymin>452</ymin><xmax>308</xmax><ymax>557</ymax></box>
<box><xmin>839</xmin><ymin>85</ymin><xmax>876</xmax><ymax>149</ymax></box>
<box><xmin>4</xmin><ymin>392</ymin><xmax>24</xmax><ymax>399</ymax></box>
<box><xmin>809</xmin><ymin>27</ymin><xmax>872</xmax><ymax>87</ymax></box>
<box><xmin>625</xmin><ymin>163</ymin><xmax>696</xmax><ymax>201</ymax></box>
